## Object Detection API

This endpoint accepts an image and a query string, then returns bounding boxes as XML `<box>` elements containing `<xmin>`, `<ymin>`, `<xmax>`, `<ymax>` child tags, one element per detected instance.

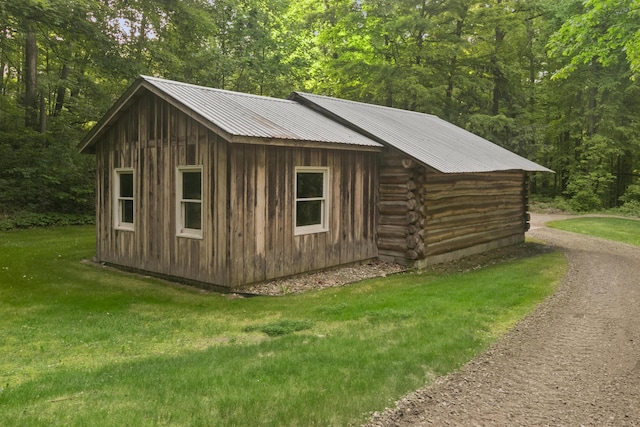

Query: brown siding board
<box><xmin>255</xmin><ymin>145</ymin><xmax>267</xmax><ymax>281</ymax></box>
<box><xmin>230</xmin><ymin>146</ymin><xmax>244</xmax><ymax>286</ymax></box>
<box><xmin>273</xmin><ymin>147</ymin><xmax>285</xmax><ymax>279</ymax></box>
<box><xmin>266</xmin><ymin>150</ymin><xmax>279</xmax><ymax>280</ymax></box>
<box><xmin>219</xmin><ymin>139</ymin><xmax>229</xmax><ymax>284</ymax></box>
<box><xmin>328</xmin><ymin>148</ymin><xmax>341</xmax><ymax>266</ymax></box>
<box><xmin>245</xmin><ymin>146</ymin><xmax>257</xmax><ymax>283</ymax></box>
<box><xmin>281</xmin><ymin>147</ymin><xmax>293</xmax><ymax>277</ymax></box>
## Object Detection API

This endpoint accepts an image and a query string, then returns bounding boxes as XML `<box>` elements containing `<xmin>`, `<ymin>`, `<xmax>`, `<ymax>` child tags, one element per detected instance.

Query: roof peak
<box><xmin>140</xmin><ymin>75</ymin><xmax>296</xmax><ymax>104</ymax></box>
<box><xmin>291</xmin><ymin>91</ymin><xmax>440</xmax><ymax>120</ymax></box>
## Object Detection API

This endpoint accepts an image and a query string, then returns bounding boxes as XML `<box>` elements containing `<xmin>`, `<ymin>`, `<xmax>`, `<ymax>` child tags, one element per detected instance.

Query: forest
<box><xmin>1</xmin><ymin>0</ymin><xmax>639</xmax><ymax>226</ymax></box>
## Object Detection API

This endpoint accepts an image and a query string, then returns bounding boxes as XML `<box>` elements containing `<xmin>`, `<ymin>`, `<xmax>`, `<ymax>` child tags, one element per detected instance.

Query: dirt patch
<box><xmin>365</xmin><ymin>214</ymin><xmax>640</xmax><ymax>426</ymax></box>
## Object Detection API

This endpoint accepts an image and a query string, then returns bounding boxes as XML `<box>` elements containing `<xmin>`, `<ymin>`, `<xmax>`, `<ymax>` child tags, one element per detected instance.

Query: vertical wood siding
<box><xmin>228</xmin><ymin>145</ymin><xmax>378</xmax><ymax>287</ymax></box>
<box><xmin>94</xmin><ymin>91</ymin><xmax>229</xmax><ymax>286</ymax></box>
<box><xmin>93</xmin><ymin>90</ymin><xmax>378</xmax><ymax>288</ymax></box>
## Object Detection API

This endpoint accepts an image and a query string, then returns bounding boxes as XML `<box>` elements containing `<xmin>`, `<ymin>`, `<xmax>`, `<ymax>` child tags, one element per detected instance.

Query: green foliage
<box><xmin>0</xmin><ymin>212</ymin><xmax>94</xmax><ymax>231</ymax></box>
<box><xmin>0</xmin><ymin>121</ymin><xmax>95</xmax><ymax>216</ymax></box>
<box><xmin>1</xmin><ymin>0</ymin><xmax>640</xmax><ymax>217</ymax></box>
<box><xmin>549</xmin><ymin>0</ymin><xmax>640</xmax><ymax>80</ymax></box>
<box><xmin>613</xmin><ymin>200</ymin><xmax>640</xmax><ymax>217</ymax></box>
<box><xmin>569</xmin><ymin>190</ymin><xmax>602</xmax><ymax>212</ymax></box>
<box><xmin>529</xmin><ymin>195</ymin><xmax>573</xmax><ymax>213</ymax></box>
<box><xmin>620</xmin><ymin>184</ymin><xmax>640</xmax><ymax>203</ymax></box>
<box><xmin>0</xmin><ymin>226</ymin><xmax>565</xmax><ymax>426</ymax></box>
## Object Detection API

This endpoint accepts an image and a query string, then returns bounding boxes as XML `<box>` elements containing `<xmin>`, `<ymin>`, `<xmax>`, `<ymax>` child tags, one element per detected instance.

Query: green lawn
<box><xmin>547</xmin><ymin>217</ymin><xmax>640</xmax><ymax>246</ymax></box>
<box><xmin>0</xmin><ymin>227</ymin><xmax>565</xmax><ymax>426</ymax></box>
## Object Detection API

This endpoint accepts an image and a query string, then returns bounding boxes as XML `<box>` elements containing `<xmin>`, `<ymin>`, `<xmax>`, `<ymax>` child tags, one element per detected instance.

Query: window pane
<box><xmin>297</xmin><ymin>173</ymin><xmax>324</xmax><ymax>198</ymax></box>
<box><xmin>119</xmin><ymin>173</ymin><xmax>133</xmax><ymax>198</ymax></box>
<box><xmin>184</xmin><ymin>201</ymin><xmax>202</xmax><ymax>230</ymax></box>
<box><xmin>296</xmin><ymin>200</ymin><xmax>322</xmax><ymax>227</ymax></box>
<box><xmin>121</xmin><ymin>200</ymin><xmax>134</xmax><ymax>224</ymax></box>
<box><xmin>183</xmin><ymin>171</ymin><xmax>202</xmax><ymax>200</ymax></box>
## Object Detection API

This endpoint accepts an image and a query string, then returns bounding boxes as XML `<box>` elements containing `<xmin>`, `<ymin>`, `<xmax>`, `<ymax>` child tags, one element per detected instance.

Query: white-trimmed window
<box><xmin>114</xmin><ymin>168</ymin><xmax>134</xmax><ymax>231</ymax></box>
<box><xmin>295</xmin><ymin>167</ymin><xmax>329</xmax><ymax>235</ymax></box>
<box><xmin>177</xmin><ymin>166</ymin><xmax>203</xmax><ymax>238</ymax></box>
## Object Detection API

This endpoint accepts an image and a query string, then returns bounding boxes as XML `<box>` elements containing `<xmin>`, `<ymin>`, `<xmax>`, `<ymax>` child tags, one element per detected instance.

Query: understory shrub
<box><xmin>611</xmin><ymin>200</ymin><xmax>640</xmax><ymax>217</ymax></box>
<box><xmin>569</xmin><ymin>189</ymin><xmax>601</xmax><ymax>212</ymax></box>
<box><xmin>0</xmin><ymin>212</ymin><xmax>95</xmax><ymax>231</ymax></box>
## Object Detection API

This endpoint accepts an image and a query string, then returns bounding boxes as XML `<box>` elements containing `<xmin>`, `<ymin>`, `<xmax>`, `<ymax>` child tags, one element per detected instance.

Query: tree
<box><xmin>545</xmin><ymin>0</ymin><xmax>640</xmax><ymax>208</ymax></box>
<box><xmin>549</xmin><ymin>0</ymin><xmax>640</xmax><ymax>80</ymax></box>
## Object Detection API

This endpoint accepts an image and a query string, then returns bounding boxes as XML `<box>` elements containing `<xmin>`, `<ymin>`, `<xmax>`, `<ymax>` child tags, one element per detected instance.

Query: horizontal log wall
<box><xmin>422</xmin><ymin>170</ymin><xmax>528</xmax><ymax>257</ymax></box>
<box><xmin>94</xmin><ymin>91</ymin><xmax>230</xmax><ymax>287</ymax></box>
<box><xmin>228</xmin><ymin>145</ymin><xmax>378</xmax><ymax>287</ymax></box>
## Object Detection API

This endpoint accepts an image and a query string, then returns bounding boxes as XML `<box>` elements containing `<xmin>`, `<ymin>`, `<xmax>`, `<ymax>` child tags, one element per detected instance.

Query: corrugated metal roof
<box><xmin>142</xmin><ymin>76</ymin><xmax>381</xmax><ymax>147</ymax></box>
<box><xmin>291</xmin><ymin>92</ymin><xmax>552</xmax><ymax>174</ymax></box>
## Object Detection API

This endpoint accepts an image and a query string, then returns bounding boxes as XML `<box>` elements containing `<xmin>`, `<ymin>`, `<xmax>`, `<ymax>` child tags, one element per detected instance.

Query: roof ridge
<box><xmin>141</xmin><ymin>75</ymin><xmax>295</xmax><ymax>104</ymax></box>
<box><xmin>293</xmin><ymin>91</ymin><xmax>439</xmax><ymax>119</ymax></box>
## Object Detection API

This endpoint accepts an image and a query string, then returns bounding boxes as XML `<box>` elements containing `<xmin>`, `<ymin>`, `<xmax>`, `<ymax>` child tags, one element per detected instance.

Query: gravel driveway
<box><xmin>367</xmin><ymin>213</ymin><xmax>640</xmax><ymax>426</ymax></box>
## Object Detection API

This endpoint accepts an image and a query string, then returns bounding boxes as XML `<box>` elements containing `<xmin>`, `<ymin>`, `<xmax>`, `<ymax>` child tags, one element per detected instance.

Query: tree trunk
<box><xmin>39</xmin><ymin>93</ymin><xmax>47</xmax><ymax>133</ymax></box>
<box><xmin>445</xmin><ymin>17</ymin><xmax>465</xmax><ymax>122</ymax></box>
<box><xmin>491</xmin><ymin>27</ymin><xmax>506</xmax><ymax>116</ymax></box>
<box><xmin>24</xmin><ymin>19</ymin><xmax>38</xmax><ymax>129</ymax></box>
<box><xmin>0</xmin><ymin>24</ymin><xmax>6</xmax><ymax>95</ymax></box>
<box><xmin>54</xmin><ymin>64</ymin><xmax>69</xmax><ymax>116</ymax></box>
<box><xmin>587</xmin><ymin>84</ymin><xmax>597</xmax><ymax>137</ymax></box>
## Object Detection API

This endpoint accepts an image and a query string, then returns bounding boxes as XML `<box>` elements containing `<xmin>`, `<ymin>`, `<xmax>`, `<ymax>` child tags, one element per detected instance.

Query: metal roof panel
<box><xmin>142</xmin><ymin>77</ymin><xmax>382</xmax><ymax>148</ymax></box>
<box><xmin>291</xmin><ymin>92</ymin><xmax>552</xmax><ymax>173</ymax></box>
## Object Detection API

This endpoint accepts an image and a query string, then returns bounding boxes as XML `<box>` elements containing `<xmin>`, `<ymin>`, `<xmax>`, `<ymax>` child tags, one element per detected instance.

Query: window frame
<box><xmin>294</xmin><ymin>166</ymin><xmax>330</xmax><ymax>236</ymax></box>
<box><xmin>176</xmin><ymin>165</ymin><xmax>204</xmax><ymax>239</ymax></box>
<box><xmin>113</xmin><ymin>168</ymin><xmax>135</xmax><ymax>231</ymax></box>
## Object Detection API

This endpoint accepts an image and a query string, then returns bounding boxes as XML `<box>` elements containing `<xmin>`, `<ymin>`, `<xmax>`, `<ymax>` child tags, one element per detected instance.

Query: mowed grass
<box><xmin>0</xmin><ymin>227</ymin><xmax>566</xmax><ymax>426</ymax></box>
<box><xmin>547</xmin><ymin>217</ymin><xmax>640</xmax><ymax>246</ymax></box>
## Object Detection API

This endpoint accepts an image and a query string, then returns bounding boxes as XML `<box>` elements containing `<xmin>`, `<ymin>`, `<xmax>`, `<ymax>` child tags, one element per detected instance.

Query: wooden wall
<box><xmin>227</xmin><ymin>145</ymin><xmax>378</xmax><ymax>287</ymax></box>
<box><xmin>422</xmin><ymin>169</ymin><xmax>529</xmax><ymax>258</ymax></box>
<box><xmin>94</xmin><ymin>91</ymin><xmax>230</xmax><ymax>287</ymax></box>
<box><xmin>377</xmin><ymin>151</ymin><xmax>424</xmax><ymax>264</ymax></box>
<box><xmin>93</xmin><ymin>89</ymin><xmax>378</xmax><ymax>288</ymax></box>
<box><xmin>92</xmin><ymin>89</ymin><xmax>527</xmax><ymax>285</ymax></box>
<box><xmin>377</xmin><ymin>149</ymin><xmax>529</xmax><ymax>265</ymax></box>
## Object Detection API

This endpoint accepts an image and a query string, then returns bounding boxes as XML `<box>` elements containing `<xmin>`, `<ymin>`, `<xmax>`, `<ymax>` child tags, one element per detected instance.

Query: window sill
<box><xmin>177</xmin><ymin>231</ymin><xmax>203</xmax><ymax>240</ymax></box>
<box><xmin>115</xmin><ymin>225</ymin><xmax>134</xmax><ymax>232</ymax></box>
<box><xmin>294</xmin><ymin>226</ymin><xmax>328</xmax><ymax>236</ymax></box>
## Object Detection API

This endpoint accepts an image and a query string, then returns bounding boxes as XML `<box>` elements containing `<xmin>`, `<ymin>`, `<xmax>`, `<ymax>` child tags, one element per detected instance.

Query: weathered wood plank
<box><xmin>230</xmin><ymin>146</ymin><xmax>245</xmax><ymax>286</ymax></box>
<box><xmin>426</xmin><ymin>217</ymin><xmax>524</xmax><ymax>244</ymax></box>
<box><xmin>425</xmin><ymin>225</ymin><xmax>524</xmax><ymax>256</ymax></box>
<box><xmin>95</xmin><ymin>93</ymin><xmax>378</xmax><ymax>289</ymax></box>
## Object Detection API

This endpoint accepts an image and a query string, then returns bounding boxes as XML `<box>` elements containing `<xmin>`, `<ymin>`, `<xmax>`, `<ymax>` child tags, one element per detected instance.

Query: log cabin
<box><xmin>79</xmin><ymin>76</ymin><xmax>551</xmax><ymax>290</ymax></box>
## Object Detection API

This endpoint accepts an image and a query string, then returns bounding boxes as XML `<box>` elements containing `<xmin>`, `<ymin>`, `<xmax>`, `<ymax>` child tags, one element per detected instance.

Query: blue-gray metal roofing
<box><xmin>142</xmin><ymin>76</ymin><xmax>381</xmax><ymax>148</ymax></box>
<box><xmin>292</xmin><ymin>92</ymin><xmax>552</xmax><ymax>174</ymax></box>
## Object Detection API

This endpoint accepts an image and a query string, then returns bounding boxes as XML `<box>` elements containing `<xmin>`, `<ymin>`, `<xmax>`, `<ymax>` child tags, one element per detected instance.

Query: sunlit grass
<box><xmin>547</xmin><ymin>217</ymin><xmax>640</xmax><ymax>246</ymax></box>
<box><xmin>0</xmin><ymin>226</ymin><xmax>566</xmax><ymax>426</ymax></box>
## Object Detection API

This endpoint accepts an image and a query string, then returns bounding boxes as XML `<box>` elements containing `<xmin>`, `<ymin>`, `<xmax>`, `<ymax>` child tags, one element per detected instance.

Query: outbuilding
<box><xmin>79</xmin><ymin>76</ymin><xmax>550</xmax><ymax>290</ymax></box>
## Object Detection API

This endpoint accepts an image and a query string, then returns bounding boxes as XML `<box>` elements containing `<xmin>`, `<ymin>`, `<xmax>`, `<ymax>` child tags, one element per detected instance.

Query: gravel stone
<box><xmin>364</xmin><ymin>213</ymin><xmax>640</xmax><ymax>426</ymax></box>
<box><xmin>233</xmin><ymin>260</ymin><xmax>407</xmax><ymax>296</ymax></box>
